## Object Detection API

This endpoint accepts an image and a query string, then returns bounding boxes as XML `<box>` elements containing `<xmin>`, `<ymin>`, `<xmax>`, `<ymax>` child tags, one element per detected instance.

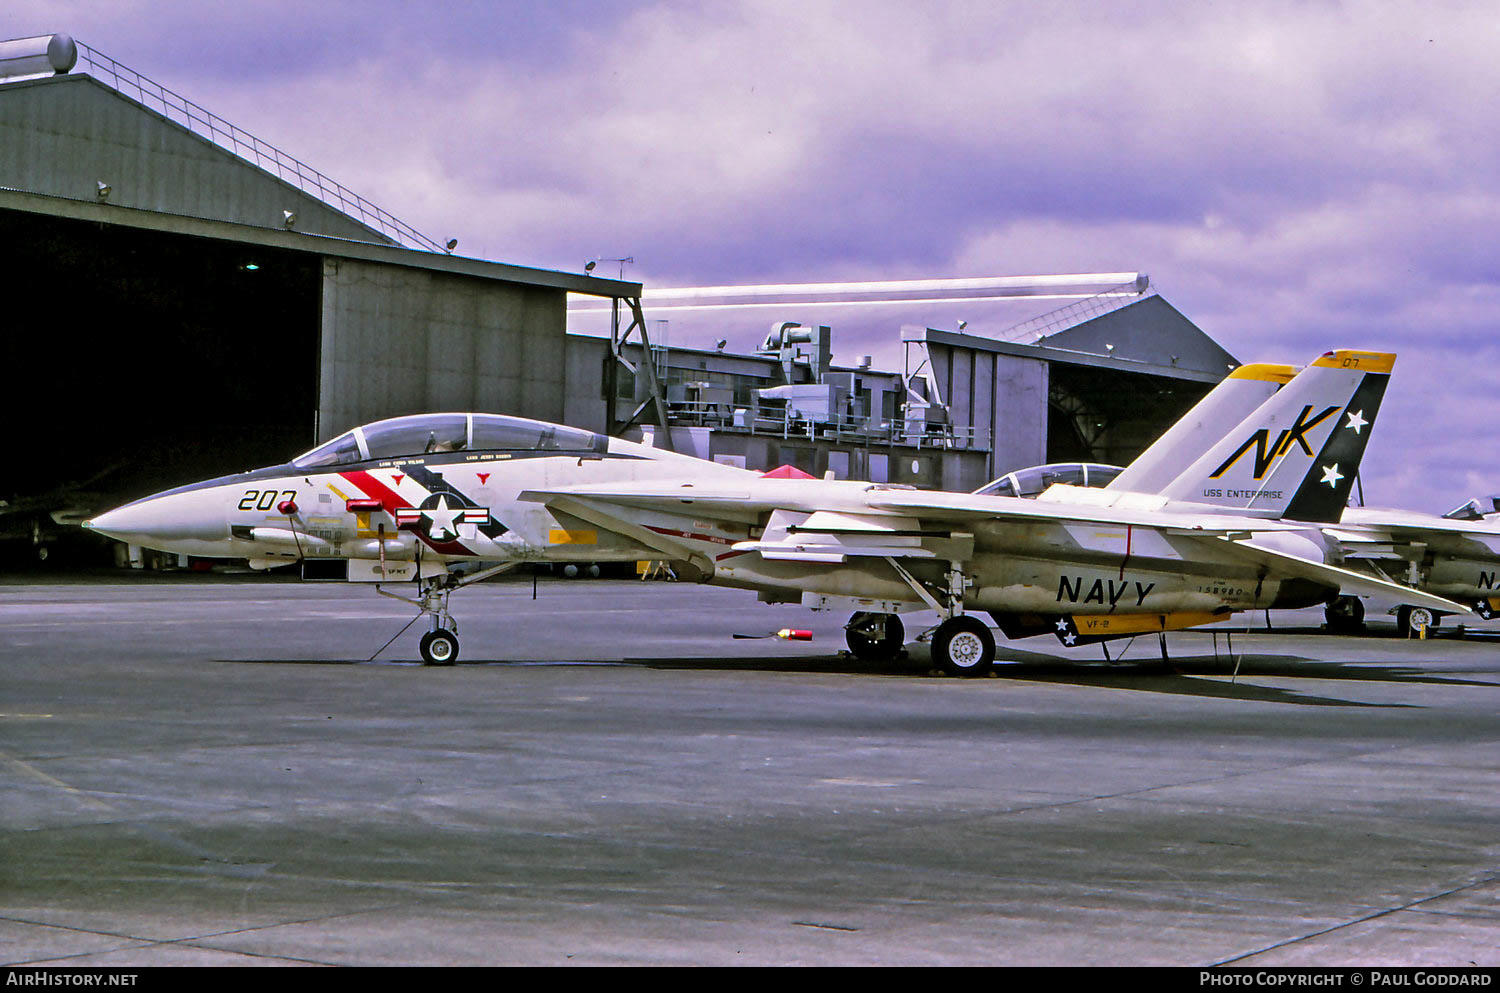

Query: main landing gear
<box><xmin>881</xmin><ymin>557</ymin><xmax>996</xmax><ymax>677</ymax></box>
<box><xmin>929</xmin><ymin>614</ymin><xmax>995</xmax><ymax>677</ymax></box>
<box><xmin>1324</xmin><ymin>595</ymin><xmax>1366</xmax><ymax>635</ymax></box>
<box><xmin>845</xmin><ymin>611</ymin><xmax>905</xmax><ymax>661</ymax></box>
<box><xmin>1396</xmin><ymin>605</ymin><xmax>1439</xmax><ymax>639</ymax></box>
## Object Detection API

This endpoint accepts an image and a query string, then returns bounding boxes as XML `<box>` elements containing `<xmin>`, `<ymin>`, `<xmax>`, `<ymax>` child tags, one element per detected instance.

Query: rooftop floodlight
<box><xmin>585</xmin><ymin>260</ymin><xmax>597</xmax><ymax>273</ymax></box>
<box><xmin>957</xmin><ymin>319</ymin><xmax>967</xmax><ymax>330</ymax></box>
<box><xmin>445</xmin><ymin>238</ymin><xmax>458</xmax><ymax>253</ymax></box>
<box><xmin>95</xmin><ymin>180</ymin><xmax>110</xmax><ymax>202</ymax></box>
<box><xmin>283</xmin><ymin>210</ymin><xmax>297</xmax><ymax>229</ymax></box>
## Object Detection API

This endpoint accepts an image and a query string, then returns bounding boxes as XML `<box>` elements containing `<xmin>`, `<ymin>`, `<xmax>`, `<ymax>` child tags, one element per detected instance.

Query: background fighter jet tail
<box><xmin>1156</xmin><ymin>350</ymin><xmax>1393</xmax><ymax>523</ymax></box>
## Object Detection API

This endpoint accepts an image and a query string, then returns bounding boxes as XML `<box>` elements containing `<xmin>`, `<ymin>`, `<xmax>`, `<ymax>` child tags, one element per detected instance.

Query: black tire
<box><xmin>845</xmin><ymin>612</ymin><xmax>905</xmax><ymax>661</ymax></box>
<box><xmin>420</xmin><ymin>629</ymin><xmax>459</xmax><ymax>666</ymax></box>
<box><xmin>1324</xmin><ymin>595</ymin><xmax>1365</xmax><ymax>634</ymax></box>
<box><xmin>931</xmin><ymin>615</ymin><xmax>995</xmax><ymax>677</ymax></box>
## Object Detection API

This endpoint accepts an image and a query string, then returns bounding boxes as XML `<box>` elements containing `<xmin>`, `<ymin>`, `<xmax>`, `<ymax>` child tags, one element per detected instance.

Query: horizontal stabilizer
<box><xmin>1218</xmin><ymin>536</ymin><xmax>1470</xmax><ymax>614</ymax></box>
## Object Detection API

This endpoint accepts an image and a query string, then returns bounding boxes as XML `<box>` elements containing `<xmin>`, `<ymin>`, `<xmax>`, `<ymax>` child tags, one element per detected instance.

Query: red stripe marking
<box><xmin>341</xmin><ymin>470</ymin><xmax>409</xmax><ymax>515</ymax></box>
<box><xmin>341</xmin><ymin>469</ymin><xmax>476</xmax><ymax>557</ymax></box>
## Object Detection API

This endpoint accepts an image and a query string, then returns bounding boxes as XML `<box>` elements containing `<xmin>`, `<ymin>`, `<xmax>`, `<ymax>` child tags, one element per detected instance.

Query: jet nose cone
<box><xmin>86</xmin><ymin>488</ymin><xmax>231</xmax><ymax>553</ymax></box>
<box><xmin>84</xmin><ymin>503</ymin><xmax>152</xmax><ymax>541</ymax></box>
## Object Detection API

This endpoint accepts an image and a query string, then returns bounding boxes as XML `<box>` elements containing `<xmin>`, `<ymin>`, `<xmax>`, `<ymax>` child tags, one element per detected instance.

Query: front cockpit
<box><xmin>290</xmin><ymin>413</ymin><xmax>607</xmax><ymax>469</ymax></box>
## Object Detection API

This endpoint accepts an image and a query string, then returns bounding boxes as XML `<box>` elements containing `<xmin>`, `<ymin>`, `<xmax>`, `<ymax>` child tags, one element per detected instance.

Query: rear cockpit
<box><xmin>290</xmin><ymin>413</ymin><xmax>606</xmax><ymax>469</ymax></box>
<box><xmin>974</xmin><ymin>462</ymin><xmax>1123</xmax><ymax>499</ymax></box>
<box><xmin>1442</xmin><ymin>495</ymin><xmax>1500</xmax><ymax>522</ymax></box>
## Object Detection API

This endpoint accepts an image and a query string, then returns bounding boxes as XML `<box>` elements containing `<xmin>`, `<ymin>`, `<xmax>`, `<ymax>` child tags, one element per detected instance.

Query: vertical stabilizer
<box><xmin>1158</xmin><ymin>350</ymin><xmax>1393</xmax><ymax>522</ymax></box>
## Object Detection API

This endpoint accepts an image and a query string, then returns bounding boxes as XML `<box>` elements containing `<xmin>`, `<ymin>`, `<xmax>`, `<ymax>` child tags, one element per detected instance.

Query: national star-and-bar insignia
<box><xmin>396</xmin><ymin>494</ymin><xmax>492</xmax><ymax>541</ymax></box>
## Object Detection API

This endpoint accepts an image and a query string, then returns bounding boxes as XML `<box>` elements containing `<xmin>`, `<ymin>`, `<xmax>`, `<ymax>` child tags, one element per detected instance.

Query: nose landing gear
<box><xmin>419</xmin><ymin>627</ymin><xmax>460</xmax><ymax>665</ymax></box>
<box><xmin>376</xmin><ymin>562</ymin><xmax>517</xmax><ymax>665</ymax></box>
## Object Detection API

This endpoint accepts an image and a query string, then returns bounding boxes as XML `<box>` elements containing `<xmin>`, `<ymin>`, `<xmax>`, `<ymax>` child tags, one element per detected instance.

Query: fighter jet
<box><xmin>85</xmin><ymin>350</ymin><xmax>1462</xmax><ymax>670</ymax></box>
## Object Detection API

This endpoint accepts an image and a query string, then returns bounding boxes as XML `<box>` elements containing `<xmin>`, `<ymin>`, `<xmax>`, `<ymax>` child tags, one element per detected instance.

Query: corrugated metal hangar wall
<box><xmin>317</xmin><ymin>258</ymin><xmax>569</xmax><ymax>438</ymax></box>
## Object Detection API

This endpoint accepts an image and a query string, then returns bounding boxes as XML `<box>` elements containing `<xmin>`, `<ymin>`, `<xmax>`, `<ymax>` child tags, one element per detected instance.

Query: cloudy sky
<box><xmin>10</xmin><ymin>1</ymin><xmax>1499</xmax><ymax>510</ymax></box>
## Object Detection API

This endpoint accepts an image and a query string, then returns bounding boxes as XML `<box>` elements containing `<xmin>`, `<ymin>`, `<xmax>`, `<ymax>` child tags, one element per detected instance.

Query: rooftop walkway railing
<box><xmin>74</xmin><ymin>40</ymin><xmax>447</xmax><ymax>254</ymax></box>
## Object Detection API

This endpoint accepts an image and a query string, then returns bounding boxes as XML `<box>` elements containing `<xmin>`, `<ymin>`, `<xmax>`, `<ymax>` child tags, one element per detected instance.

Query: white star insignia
<box><xmin>1063</xmin><ymin>632</ymin><xmax>1077</xmax><ymax>646</ymax></box>
<box><xmin>1056</xmin><ymin>618</ymin><xmax>1070</xmax><ymax>632</ymax></box>
<box><xmin>423</xmin><ymin>496</ymin><xmax>461</xmax><ymax>540</ymax></box>
<box><xmin>1320</xmin><ymin>464</ymin><xmax>1344</xmax><ymax>489</ymax></box>
<box><xmin>1345</xmin><ymin>410</ymin><xmax>1367</xmax><ymax>434</ymax></box>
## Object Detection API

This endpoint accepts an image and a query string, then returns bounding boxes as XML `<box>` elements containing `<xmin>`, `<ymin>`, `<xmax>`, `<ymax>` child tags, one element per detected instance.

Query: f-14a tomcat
<box><xmin>86</xmin><ymin>350</ymin><xmax>1464</xmax><ymax>670</ymax></box>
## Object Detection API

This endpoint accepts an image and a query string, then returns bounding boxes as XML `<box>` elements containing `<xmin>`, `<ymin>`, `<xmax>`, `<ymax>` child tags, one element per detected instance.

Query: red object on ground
<box><xmin>761</xmin><ymin>465</ymin><xmax>816</xmax><ymax>479</ymax></box>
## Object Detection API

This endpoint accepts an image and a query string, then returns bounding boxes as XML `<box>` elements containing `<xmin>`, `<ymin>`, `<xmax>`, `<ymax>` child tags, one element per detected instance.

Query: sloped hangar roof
<box><xmin>913</xmin><ymin>294</ymin><xmax>1238</xmax><ymax>385</ymax></box>
<box><xmin>0</xmin><ymin>71</ymin><xmax>398</xmax><ymax>245</ymax></box>
<box><xmin>1036</xmin><ymin>295</ymin><xmax>1240</xmax><ymax>378</ymax></box>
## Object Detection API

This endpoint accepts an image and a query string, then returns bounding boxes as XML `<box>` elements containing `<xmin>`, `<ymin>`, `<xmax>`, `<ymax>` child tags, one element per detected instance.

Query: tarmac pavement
<box><xmin>2</xmin><ymin>575</ymin><xmax>1498</xmax><ymax>966</ymax></box>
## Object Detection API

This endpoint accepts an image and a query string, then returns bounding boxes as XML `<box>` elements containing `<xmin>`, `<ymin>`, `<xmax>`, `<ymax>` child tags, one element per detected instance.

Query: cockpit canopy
<box><xmin>291</xmin><ymin>413</ymin><xmax>605</xmax><ymax>468</ymax></box>
<box><xmin>975</xmin><ymin>462</ymin><xmax>1124</xmax><ymax>499</ymax></box>
<box><xmin>1442</xmin><ymin>495</ymin><xmax>1500</xmax><ymax>522</ymax></box>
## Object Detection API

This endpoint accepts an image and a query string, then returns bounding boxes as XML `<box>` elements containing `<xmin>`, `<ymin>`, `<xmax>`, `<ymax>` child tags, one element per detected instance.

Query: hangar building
<box><xmin>0</xmin><ymin>34</ymin><xmax>1238</xmax><ymax>566</ymax></box>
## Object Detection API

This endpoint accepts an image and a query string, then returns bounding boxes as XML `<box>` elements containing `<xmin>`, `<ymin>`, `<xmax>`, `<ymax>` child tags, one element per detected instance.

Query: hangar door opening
<box><xmin>1</xmin><ymin>208</ymin><xmax>321</xmax><ymax>564</ymax></box>
<box><xmin>1046</xmin><ymin>363</ymin><xmax>1214</xmax><ymax>468</ymax></box>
